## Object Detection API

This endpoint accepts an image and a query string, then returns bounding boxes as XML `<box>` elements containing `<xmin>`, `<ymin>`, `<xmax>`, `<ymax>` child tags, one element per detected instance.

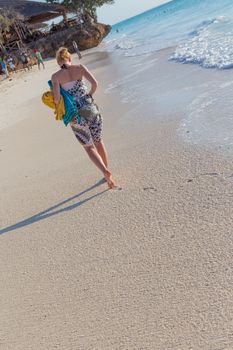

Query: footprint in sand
<box><xmin>111</xmin><ymin>186</ymin><xmax>122</xmax><ymax>191</ymax></box>
<box><xmin>187</xmin><ymin>173</ymin><xmax>219</xmax><ymax>183</ymax></box>
<box><xmin>143</xmin><ymin>187</ymin><xmax>157</xmax><ymax>192</ymax></box>
<box><xmin>199</xmin><ymin>172</ymin><xmax>219</xmax><ymax>177</ymax></box>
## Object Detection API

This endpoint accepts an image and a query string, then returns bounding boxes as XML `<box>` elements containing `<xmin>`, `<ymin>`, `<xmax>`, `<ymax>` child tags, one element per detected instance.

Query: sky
<box><xmin>97</xmin><ymin>0</ymin><xmax>172</xmax><ymax>24</ymax></box>
<box><xmin>36</xmin><ymin>0</ymin><xmax>171</xmax><ymax>25</ymax></box>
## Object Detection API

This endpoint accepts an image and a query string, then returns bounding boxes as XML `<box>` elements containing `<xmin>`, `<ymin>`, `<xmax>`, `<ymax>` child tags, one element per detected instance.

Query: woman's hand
<box><xmin>81</xmin><ymin>64</ymin><xmax>98</xmax><ymax>96</ymax></box>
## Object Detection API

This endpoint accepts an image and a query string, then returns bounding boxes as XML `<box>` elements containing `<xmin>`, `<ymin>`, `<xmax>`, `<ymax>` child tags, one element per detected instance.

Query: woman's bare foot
<box><xmin>104</xmin><ymin>170</ymin><xmax>116</xmax><ymax>189</ymax></box>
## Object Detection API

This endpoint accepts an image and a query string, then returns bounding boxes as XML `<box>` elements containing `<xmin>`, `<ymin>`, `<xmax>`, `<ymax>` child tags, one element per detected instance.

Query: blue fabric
<box><xmin>48</xmin><ymin>80</ymin><xmax>81</xmax><ymax>126</ymax></box>
<box><xmin>1</xmin><ymin>61</ymin><xmax>7</xmax><ymax>70</ymax></box>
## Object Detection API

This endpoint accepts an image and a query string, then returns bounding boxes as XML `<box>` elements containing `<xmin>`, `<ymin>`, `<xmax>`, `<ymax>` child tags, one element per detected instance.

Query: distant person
<box><xmin>0</xmin><ymin>58</ymin><xmax>9</xmax><ymax>78</ymax></box>
<box><xmin>72</xmin><ymin>41</ymin><xmax>82</xmax><ymax>59</ymax></box>
<box><xmin>7</xmin><ymin>56</ymin><xmax>15</xmax><ymax>72</ymax></box>
<box><xmin>50</xmin><ymin>47</ymin><xmax>116</xmax><ymax>189</ymax></box>
<box><xmin>34</xmin><ymin>49</ymin><xmax>45</xmax><ymax>70</ymax></box>
<box><xmin>20</xmin><ymin>51</ymin><xmax>31</xmax><ymax>71</ymax></box>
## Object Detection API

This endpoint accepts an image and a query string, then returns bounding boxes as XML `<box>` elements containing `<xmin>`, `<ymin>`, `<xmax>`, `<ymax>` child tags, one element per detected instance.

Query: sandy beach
<box><xmin>1</xmin><ymin>47</ymin><xmax>233</xmax><ymax>350</ymax></box>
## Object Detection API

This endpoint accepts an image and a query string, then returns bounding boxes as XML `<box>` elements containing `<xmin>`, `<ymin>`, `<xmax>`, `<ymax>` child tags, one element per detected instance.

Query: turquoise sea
<box><xmin>101</xmin><ymin>0</ymin><xmax>233</xmax><ymax>151</ymax></box>
<box><xmin>104</xmin><ymin>0</ymin><xmax>233</xmax><ymax>69</ymax></box>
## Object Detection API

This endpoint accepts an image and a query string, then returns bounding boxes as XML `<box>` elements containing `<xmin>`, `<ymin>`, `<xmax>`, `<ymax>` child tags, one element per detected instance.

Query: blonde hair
<box><xmin>56</xmin><ymin>47</ymin><xmax>71</xmax><ymax>64</ymax></box>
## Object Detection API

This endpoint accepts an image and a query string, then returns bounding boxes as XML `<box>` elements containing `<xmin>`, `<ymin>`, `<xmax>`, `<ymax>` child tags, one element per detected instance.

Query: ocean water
<box><xmin>102</xmin><ymin>0</ymin><xmax>233</xmax><ymax>151</ymax></box>
<box><xmin>103</xmin><ymin>0</ymin><xmax>233</xmax><ymax>69</ymax></box>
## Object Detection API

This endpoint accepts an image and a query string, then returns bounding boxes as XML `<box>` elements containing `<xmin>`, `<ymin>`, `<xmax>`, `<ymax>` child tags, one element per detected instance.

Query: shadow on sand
<box><xmin>0</xmin><ymin>179</ymin><xmax>108</xmax><ymax>235</ymax></box>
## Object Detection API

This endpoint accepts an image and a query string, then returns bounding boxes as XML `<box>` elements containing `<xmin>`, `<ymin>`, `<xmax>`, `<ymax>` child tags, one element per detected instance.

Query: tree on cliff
<box><xmin>46</xmin><ymin>0</ymin><xmax>114</xmax><ymax>22</ymax></box>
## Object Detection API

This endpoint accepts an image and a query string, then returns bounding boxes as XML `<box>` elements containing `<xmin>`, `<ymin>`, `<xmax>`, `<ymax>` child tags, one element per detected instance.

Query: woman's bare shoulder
<box><xmin>70</xmin><ymin>64</ymin><xmax>83</xmax><ymax>71</ymax></box>
<box><xmin>51</xmin><ymin>69</ymin><xmax>61</xmax><ymax>80</ymax></box>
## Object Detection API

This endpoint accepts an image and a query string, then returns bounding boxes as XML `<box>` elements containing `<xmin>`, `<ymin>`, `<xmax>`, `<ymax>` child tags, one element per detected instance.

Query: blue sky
<box><xmin>97</xmin><ymin>0</ymin><xmax>171</xmax><ymax>24</ymax></box>
<box><xmin>38</xmin><ymin>0</ymin><xmax>171</xmax><ymax>25</ymax></box>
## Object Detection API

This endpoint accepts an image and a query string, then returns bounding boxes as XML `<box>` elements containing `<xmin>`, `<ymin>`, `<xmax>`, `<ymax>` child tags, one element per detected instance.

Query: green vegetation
<box><xmin>46</xmin><ymin>0</ymin><xmax>115</xmax><ymax>21</ymax></box>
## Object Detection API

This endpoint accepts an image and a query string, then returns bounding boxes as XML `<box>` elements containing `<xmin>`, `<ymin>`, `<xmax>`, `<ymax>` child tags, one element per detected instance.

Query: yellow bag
<box><xmin>42</xmin><ymin>91</ymin><xmax>65</xmax><ymax>121</ymax></box>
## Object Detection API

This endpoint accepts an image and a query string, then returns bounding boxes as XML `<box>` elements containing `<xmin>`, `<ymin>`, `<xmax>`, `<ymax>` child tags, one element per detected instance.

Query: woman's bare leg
<box><xmin>94</xmin><ymin>140</ymin><xmax>108</xmax><ymax>168</ymax></box>
<box><xmin>84</xmin><ymin>145</ymin><xmax>116</xmax><ymax>189</ymax></box>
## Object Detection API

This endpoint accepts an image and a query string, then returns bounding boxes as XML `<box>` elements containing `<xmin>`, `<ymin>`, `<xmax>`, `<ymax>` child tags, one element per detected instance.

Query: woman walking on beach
<box><xmin>34</xmin><ymin>49</ymin><xmax>45</xmax><ymax>70</ymax></box>
<box><xmin>51</xmin><ymin>47</ymin><xmax>116</xmax><ymax>189</ymax></box>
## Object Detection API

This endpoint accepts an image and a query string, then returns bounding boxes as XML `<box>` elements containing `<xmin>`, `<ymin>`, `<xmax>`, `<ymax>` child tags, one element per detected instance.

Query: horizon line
<box><xmin>110</xmin><ymin>0</ymin><xmax>174</xmax><ymax>26</ymax></box>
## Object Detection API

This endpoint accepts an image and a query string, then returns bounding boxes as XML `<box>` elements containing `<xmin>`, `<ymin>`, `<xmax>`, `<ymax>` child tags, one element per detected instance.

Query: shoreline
<box><xmin>1</xmin><ymin>46</ymin><xmax>233</xmax><ymax>349</ymax></box>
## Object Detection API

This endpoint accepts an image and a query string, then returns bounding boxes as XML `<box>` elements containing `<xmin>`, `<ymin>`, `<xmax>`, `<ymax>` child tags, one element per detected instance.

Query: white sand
<box><xmin>1</xmin><ymin>49</ymin><xmax>233</xmax><ymax>350</ymax></box>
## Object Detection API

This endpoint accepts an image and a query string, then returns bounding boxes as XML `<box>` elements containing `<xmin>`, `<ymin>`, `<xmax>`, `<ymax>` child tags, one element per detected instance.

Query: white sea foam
<box><xmin>101</xmin><ymin>0</ymin><xmax>233</xmax><ymax>151</ymax></box>
<box><xmin>171</xmin><ymin>17</ymin><xmax>233</xmax><ymax>69</ymax></box>
<box><xmin>114</xmin><ymin>41</ymin><xmax>138</xmax><ymax>51</ymax></box>
<box><xmin>102</xmin><ymin>0</ymin><xmax>233</xmax><ymax>69</ymax></box>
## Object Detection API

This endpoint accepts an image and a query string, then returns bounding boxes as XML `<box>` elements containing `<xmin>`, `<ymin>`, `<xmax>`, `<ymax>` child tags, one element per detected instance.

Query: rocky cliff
<box><xmin>29</xmin><ymin>21</ymin><xmax>111</xmax><ymax>58</ymax></box>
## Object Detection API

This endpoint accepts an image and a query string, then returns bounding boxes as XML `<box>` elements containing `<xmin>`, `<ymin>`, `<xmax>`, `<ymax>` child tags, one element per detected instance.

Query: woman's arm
<box><xmin>80</xmin><ymin>64</ymin><xmax>98</xmax><ymax>96</ymax></box>
<box><xmin>51</xmin><ymin>74</ymin><xmax>61</xmax><ymax>105</ymax></box>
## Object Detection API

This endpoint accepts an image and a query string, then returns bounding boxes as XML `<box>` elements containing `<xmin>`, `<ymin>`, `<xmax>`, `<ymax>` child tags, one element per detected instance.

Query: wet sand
<box><xmin>1</xmin><ymin>49</ymin><xmax>233</xmax><ymax>350</ymax></box>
